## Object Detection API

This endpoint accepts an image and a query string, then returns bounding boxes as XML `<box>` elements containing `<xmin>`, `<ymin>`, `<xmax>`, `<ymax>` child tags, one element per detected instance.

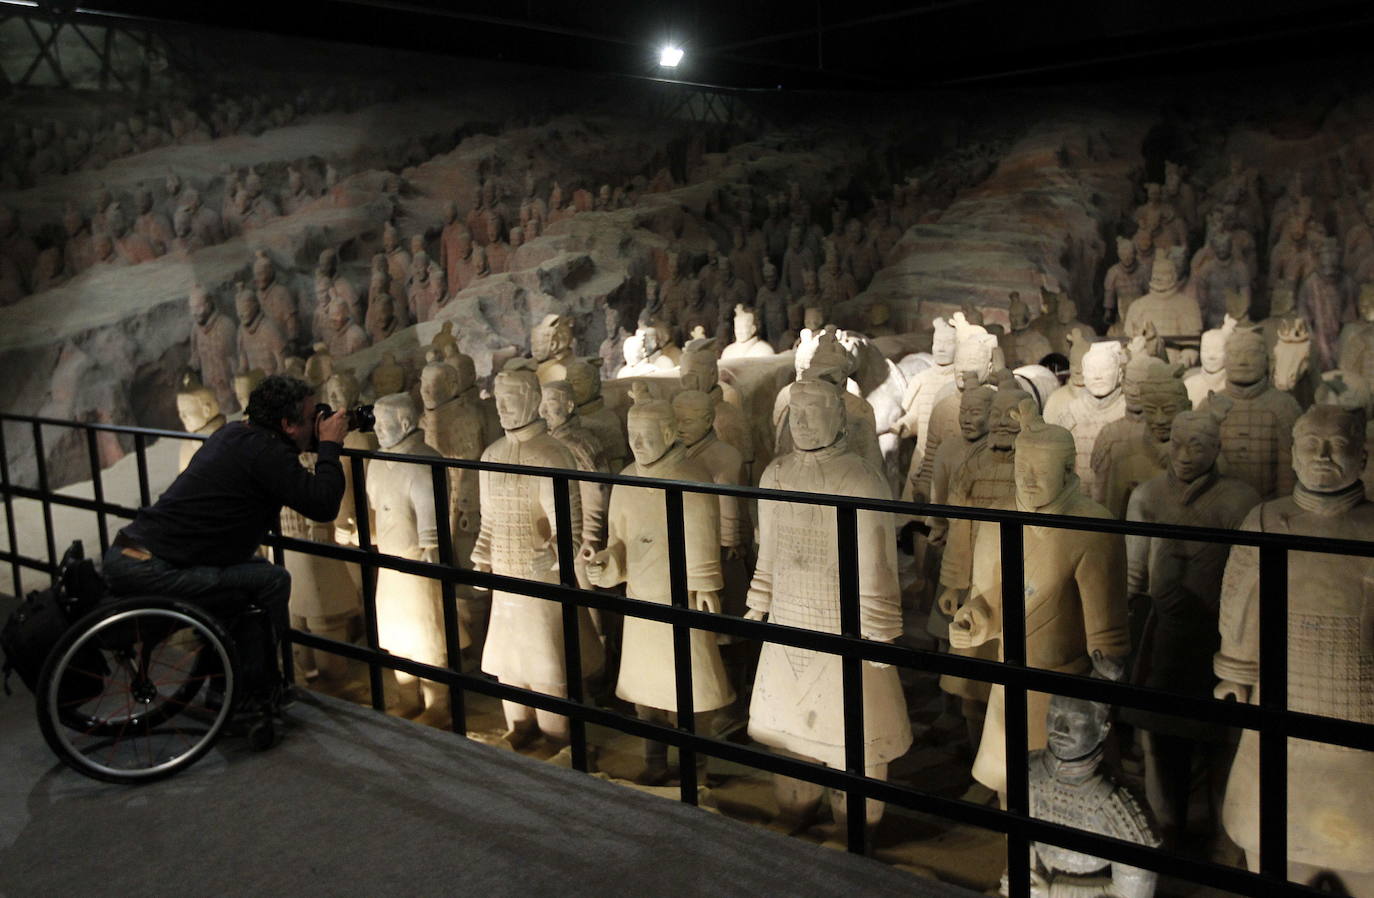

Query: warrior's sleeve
<box><xmin>939</xmin><ymin>474</ymin><xmax>976</xmax><ymax>590</ymax></box>
<box><xmin>539</xmin><ymin>458</ymin><xmax>582</xmax><ymax>564</ymax></box>
<box><xmin>1107</xmin><ymin>785</ymin><xmax>1162</xmax><ymax>898</ymax></box>
<box><xmin>1123</xmin><ymin>487</ymin><xmax>1151</xmax><ymax>597</ymax></box>
<box><xmin>1215</xmin><ymin>506</ymin><xmax>1262</xmax><ymax>686</ymax></box>
<box><xmin>471</xmin><ymin>466</ymin><xmax>492</xmax><ymax>568</ymax></box>
<box><xmin>715</xmin><ymin>458</ymin><xmax>743</xmax><ymax>549</ymax></box>
<box><xmin>595</xmin><ymin>488</ymin><xmax>628</xmax><ymax>588</ymax></box>
<box><xmin>964</xmin><ymin>519</ymin><xmax>1004</xmax><ymax>645</ymax></box>
<box><xmin>684</xmin><ymin>489</ymin><xmax>724</xmax><ymax>594</ymax></box>
<box><xmin>1103</xmin><ymin>267</ymin><xmax>1119</xmax><ymax>313</ymax></box>
<box><xmin>746</xmin><ymin>466</ymin><xmax>780</xmax><ymax>615</ymax></box>
<box><xmin>411</xmin><ymin>465</ymin><xmax>439</xmax><ymax>551</ymax></box>
<box><xmin>1077</xmin><ymin>529</ymin><xmax>1131</xmax><ymax>662</ymax></box>
<box><xmin>858</xmin><ymin>502</ymin><xmax>903</xmax><ymax>642</ymax></box>
<box><xmin>914</xmin><ymin>420</ymin><xmax>944</xmax><ymax>502</ymax></box>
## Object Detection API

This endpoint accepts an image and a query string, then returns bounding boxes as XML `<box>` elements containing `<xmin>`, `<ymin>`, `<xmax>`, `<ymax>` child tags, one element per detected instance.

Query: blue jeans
<box><xmin>101</xmin><ymin>546</ymin><xmax>292</xmax><ymax>692</ymax></box>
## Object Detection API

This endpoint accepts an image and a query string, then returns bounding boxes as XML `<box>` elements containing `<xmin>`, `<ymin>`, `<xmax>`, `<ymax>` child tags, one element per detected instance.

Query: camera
<box><xmin>315</xmin><ymin>402</ymin><xmax>376</xmax><ymax>433</ymax></box>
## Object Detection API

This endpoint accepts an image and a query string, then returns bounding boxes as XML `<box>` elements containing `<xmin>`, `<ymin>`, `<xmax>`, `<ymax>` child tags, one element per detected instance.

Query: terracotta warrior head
<box><xmin>1224</xmin><ymin>326</ymin><xmax>1268</xmax><ymax>387</ymax></box>
<box><xmin>680</xmin><ymin>338</ymin><xmax>721</xmax><ymax>393</ymax></box>
<box><xmin>959</xmin><ymin>384</ymin><xmax>996</xmax><ymax>442</ymax></box>
<box><xmin>627</xmin><ymin>391</ymin><xmax>676</xmax><ymax>466</ymax></box>
<box><xmin>1169</xmin><ymin>401</ymin><xmax>1227</xmax><ymax>483</ymax></box>
<box><xmin>932</xmin><ymin>317</ymin><xmax>957</xmax><ymax>365</ymax></box>
<box><xmin>1082</xmin><ymin>341</ymin><xmax>1126</xmax><ymax>399</ymax></box>
<box><xmin>1012</xmin><ymin>399</ymin><xmax>1077</xmax><ymax>509</ymax></box>
<box><xmin>323</xmin><ymin>370</ymin><xmax>361</xmax><ymax>411</ymax></box>
<box><xmin>235</xmin><ymin>283</ymin><xmax>261</xmax><ymax>327</ymax></box>
<box><xmin>531</xmin><ymin>313</ymin><xmax>572</xmax><ymax>362</ymax></box>
<box><xmin>538</xmin><ymin>379</ymin><xmax>578</xmax><ymax>431</ymax></box>
<box><xmin>420</xmin><ymin>353</ymin><xmax>459</xmax><ymax>410</ymax></box>
<box><xmin>373</xmin><ymin>392</ymin><xmax>420</xmax><ymax>450</ymax></box>
<box><xmin>1045</xmin><ymin>693</ymin><xmax>1111</xmax><ymax>762</ymax></box>
<box><xmin>988</xmin><ymin>374</ymin><xmax>1032</xmax><ymax>452</ymax></box>
<box><xmin>176</xmin><ymin>372</ymin><xmax>222</xmax><ymax>432</ymax></box>
<box><xmin>672</xmin><ymin>389</ymin><xmax>715</xmax><ymax>447</ymax></box>
<box><xmin>564</xmin><ymin>356</ymin><xmax>602</xmax><ymax>405</ymax></box>
<box><xmin>493</xmin><ymin>358</ymin><xmax>543</xmax><ymax>431</ymax></box>
<box><xmin>733</xmin><ymin>304</ymin><xmax>759</xmax><ymax>343</ymax></box>
<box><xmin>1136</xmin><ymin>358</ymin><xmax>1191</xmax><ymax>443</ymax></box>
<box><xmin>1292</xmin><ymin>404</ymin><xmax>1368</xmax><ymax>494</ymax></box>
<box><xmin>1008</xmin><ymin>292</ymin><xmax>1031</xmax><ymax>331</ymax></box>
<box><xmin>789</xmin><ymin>375</ymin><xmax>846</xmax><ymax>452</ymax></box>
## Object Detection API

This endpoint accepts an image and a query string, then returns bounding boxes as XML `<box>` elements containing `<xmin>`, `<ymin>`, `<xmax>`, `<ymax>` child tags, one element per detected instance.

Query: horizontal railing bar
<box><xmin>0</xmin><ymin>483</ymin><xmax>141</xmax><ymax>519</ymax></box>
<box><xmin>287</xmin><ymin>629</ymin><xmax>1328</xmax><ymax>898</ymax></box>
<box><xmin>5</xmin><ymin>411</ymin><xmax>1374</xmax><ymax>556</ymax></box>
<box><xmin>277</xmin><ymin>532</ymin><xmax>1374</xmax><ymax>749</ymax></box>
<box><xmin>0</xmin><ymin>413</ymin><xmax>206</xmax><ymax>442</ymax></box>
<box><xmin>0</xmin><ymin>547</ymin><xmax>55</xmax><ymax>576</ymax></box>
<box><xmin>1</xmin><ymin>473</ymin><xmax>1368</xmax><ymax>749</ymax></box>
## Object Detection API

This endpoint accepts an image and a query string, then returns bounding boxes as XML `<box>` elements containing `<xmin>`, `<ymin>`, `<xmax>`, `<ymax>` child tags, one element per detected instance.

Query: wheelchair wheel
<box><xmin>36</xmin><ymin>597</ymin><xmax>239</xmax><ymax>785</ymax></box>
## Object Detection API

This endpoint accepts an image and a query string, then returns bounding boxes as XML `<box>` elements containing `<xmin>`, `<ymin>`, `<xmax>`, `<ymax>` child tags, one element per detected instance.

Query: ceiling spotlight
<box><xmin>659</xmin><ymin>45</ymin><xmax>684</xmax><ymax>67</ymax></box>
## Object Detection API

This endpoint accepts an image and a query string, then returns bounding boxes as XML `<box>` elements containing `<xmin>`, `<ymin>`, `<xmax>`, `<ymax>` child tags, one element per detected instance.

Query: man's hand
<box><xmin>692</xmin><ymin>591</ymin><xmax>721</xmax><ymax>614</ymax></box>
<box><xmin>317</xmin><ymin>408</ymin><xmax>349</xmax><ymax>445</ymax></box>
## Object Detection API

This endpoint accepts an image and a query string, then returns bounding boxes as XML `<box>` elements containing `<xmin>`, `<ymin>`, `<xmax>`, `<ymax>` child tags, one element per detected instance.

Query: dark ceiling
<box><xmin>46</xmin><ymin>0</ymin><xmax>1374</xmax><ymax>91</ymax></box>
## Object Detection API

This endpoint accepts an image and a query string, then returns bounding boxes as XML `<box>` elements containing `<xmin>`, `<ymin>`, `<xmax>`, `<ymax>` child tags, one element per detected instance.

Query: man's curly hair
<box><xmin>246</xmin><ymin>374</ymin><xmax>311</xmax><ymax>431</ymax></box>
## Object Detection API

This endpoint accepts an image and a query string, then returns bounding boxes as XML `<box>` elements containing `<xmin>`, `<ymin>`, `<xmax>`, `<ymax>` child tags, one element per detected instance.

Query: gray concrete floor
<box><xmin>0</xmin><ymin>587</ymin><xmax>979</xmax><ymax>898</ymax></box>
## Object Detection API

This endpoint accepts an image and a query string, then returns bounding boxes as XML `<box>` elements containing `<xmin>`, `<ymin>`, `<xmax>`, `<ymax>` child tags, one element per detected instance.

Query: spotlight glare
<box><xmin>659</xmin><ymin>45</ymin><xmax>684</xmax><ymax>67</ymax></box>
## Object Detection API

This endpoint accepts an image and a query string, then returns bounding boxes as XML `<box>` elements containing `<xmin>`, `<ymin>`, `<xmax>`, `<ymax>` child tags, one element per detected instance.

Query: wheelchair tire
<box><xmin>36</xmin><ymin>597</ymin><xmax>239</xmax><ymax>785</ymax></box>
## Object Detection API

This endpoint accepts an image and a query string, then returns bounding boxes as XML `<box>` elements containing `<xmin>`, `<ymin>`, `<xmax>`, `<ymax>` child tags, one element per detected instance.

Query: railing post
<box><xmin>432</xmin><ymin>462</ymin><xmax>467</xmax><ymax>737</ymax></box>
<box><xmin>31</xmin><ymin>421</ymin><xmax>56</xmax><ymax>570</ymax></box>
<box><xmin>553</xmin><ymin>474</ymin><xmax>587</xmax><ymax>772</ymax></box>
<box><xmin>0</xmin><ymin>419</ymin><xmax>21</xmax><ymax>596</ymax></box>
<box><xmin>665</xmin><ymin>486</ymin><xmax>697</xmax><ymax>805</ymax></box>
<box><xmin>269</xmin><ymin>517</ymin><xmax>293</xmax><ymax>684</ymax></box>
<box><xmin>1000</xmin><ymin>521</ymin><xmax>1030</xmax><ymax>898</ymax></box>
<box><xmin>84</xmin><ymin>427</ymin><xmax>109</xmax><ymax>555</ymax></box>
<box><xmin>351</xmin><ymin>454</ymin><xmax>385</xmax><ymax>712</ymax></box>
<box><xmin>133</xmin><ymin>432</ymin><xmax>151</xmax><ymax>508</ymax></box>
<box><xmin>836</xmin><ymin>505</ymin><xmax>866</xmax><ymax>854</ymax></box>
<box><xmin>1257</xmin><ymin>544</ymin><xmax>1288</xmax><ymax>882</ymax></box>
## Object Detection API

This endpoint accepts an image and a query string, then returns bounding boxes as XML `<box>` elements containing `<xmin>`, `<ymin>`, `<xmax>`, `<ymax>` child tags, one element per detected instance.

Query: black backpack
<box><xmin>1</xmin><ymin>541</ymin><xmax>108</xmax><ymax>695</ymax></box>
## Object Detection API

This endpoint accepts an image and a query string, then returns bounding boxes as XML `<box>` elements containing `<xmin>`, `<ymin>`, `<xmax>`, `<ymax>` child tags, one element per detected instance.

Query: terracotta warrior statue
<box><xmin>188</xmin><ymin>285</ymin><xmax>238</xmax><ymax>413</ymax></box>
<box><xmin>1338</xmin><ymin>287</ymin><xmax>1374</xmax><ymax>385</ymax></box>
<box><xmin>1103</xmin><ymin>236</ymin><xmax>1151</xmax><ymax>326</ymax></box>
<box><xmin>681</xmin><ymin>339</ymin><xmax>754</xmax><ymax>481</ymax></box>
<box><xmin>1298</xmin><ymin>237</ymin><xmax>1357</xmax><ymax>373</ymax></box>
<box><xmin>950</xmin><ymin>401</ymin><xmax>1129</xmax><ymax>799</ymax></box>
<box><xmin>588</xmin><ymin>394</ymin><xmax>731</xmax><ymax>785</ymax></box>
<box><xmin>321</xmin><ymin>297</ymin><xmax>368</xmax><ymax>360</ymax></box>
<box><xmin>1192</xmin><ymin>230</ymin><xmax>1252</xmax><ymax>331</ymax></box>
<box><xmin>1216</xmin><ymin>404</ymin><xmax>1374</xmax><ymax>894</ymax></box>
<box><xmin>565</xmin><ymin>356</ymin><xmax>628</xmax><ymax>475</ymax></box>
<box><xmin>720</xmin><ymin>304</ymin><xmax>776</xmax><ymax>360</ymax></box>
<box><xmin>894</xmin><ymin>316</ymin><xmax>957</xmax><ymax>464</ymax></box>
<box><xmin>909</xmin><ymin>321</ymin><xmax>1003</xmax><ymax>502</ymax></box>
<box><xmin>1123</xmin><ymin>401</ymin><xmax>1258</xmax><ymax>849</ymax></box>
<box><xmin>1056</xmin><ymin>340</ymin><xmax>1128</xmax><ymax>497</ymax></box>
<box><xmin>1198</xmin><ymin>326</ymin><xmax>1301</xmax><ymax>500</ymax></box>
<box><xmin>252</xmin><ymin>250</ymin><xmax>301</xmax><ymax>351</ymax></box>
<box><xmin>235</xmin><ymin>283</ymin><xmax>288</xmax><ymax>377</ymax></box>
<box><xmin>368</xmin><ymin>393</ymin><xmax>454</xmax><ymax>725</ymax></box>
<box><xmin>174</xmin><ymin>372</ymin><xmax>226</xmax><ymax>472</ymax></box>
<box><xmin>1092</xmin><ymin>357</ymin><xmax>1190</xmax><ymax>519</ymax></box>
<box><xmin>774</xmin><ymin>329</ymin><xmax>884</xmax><ymax>475</ymax></box>
<box><xmin>747</xmin><ymin>375</ymin><xmax>911</xmax><ymax>835</ymax></box>
<box><xmin>1018</xmin><ymin>694</ymin><xmax>1161</xmax><ymax>898</ymax></box>
<box><xmin>999</xmin><ymin>292</ymin><xmax>1053</xmax><ymax>369</ymax></box>
<box><xmin>541</xmin><ymin>379</ymin><xmax>608</xmax><ymax>591</ymax></box>
<box><xmin>755</xmin><ymin>260</ymin><xmax>790</xmax><ymax>351</ymax></box>
<box><xmin>1184</xmin><ymin>320</ymin><xmax>1234</xmax><ymax>408</ymax></box>
<box><xmin>936</xmin><ymin>377</ymin><xmax>1033</xmax><ymax>754</ymax></box>
<box><xmin>531</xmin><ymin>313</ymin><xmax>575</xmax><ymax>384</ymax></box>
<box><xmin>1124</xmin><ymin>257</ymin><xmax>1202</xmax><ymax>345</ymax></box>
<box><xmin>475</xmin><ymin>360</ymin><xmax>602</xmax><ymax>750</ymax></box>
<box><xmin>420</xmin><ymin>352</ymin><xmax>499</xmax><ymax>642</ymax></box>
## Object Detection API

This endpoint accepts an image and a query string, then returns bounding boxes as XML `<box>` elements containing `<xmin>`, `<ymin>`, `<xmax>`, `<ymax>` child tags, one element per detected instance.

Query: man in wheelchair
<box><xmin>102</xmin><ymin>374</ymin><xmax>349</xmax><ymax>707</ymax></box>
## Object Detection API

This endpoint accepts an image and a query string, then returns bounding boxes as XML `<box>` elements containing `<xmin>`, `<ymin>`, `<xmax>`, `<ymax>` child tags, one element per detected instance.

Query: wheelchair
<box><xmin>27</xmin><ymin>544</ymin><xmax>286</xmax><ymax>785</ymax></box>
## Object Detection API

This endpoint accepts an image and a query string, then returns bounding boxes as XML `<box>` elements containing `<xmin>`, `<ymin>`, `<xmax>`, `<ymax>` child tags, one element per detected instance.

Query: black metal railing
<box><xmin>3</xmin><ymin>411</ymin><xmax>1373</xmax><ymax>898</ymax></box>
